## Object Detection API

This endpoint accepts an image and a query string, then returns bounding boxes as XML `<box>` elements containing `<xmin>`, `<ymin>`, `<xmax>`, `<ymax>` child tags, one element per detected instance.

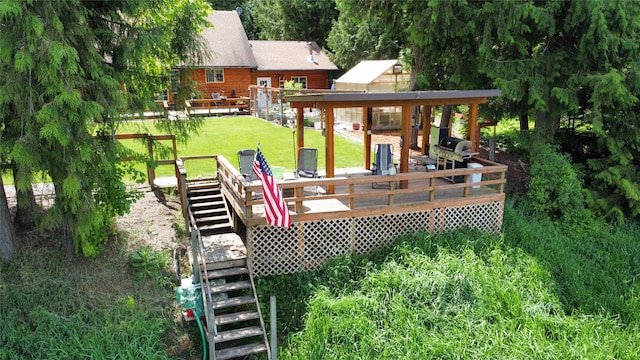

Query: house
<box><xmin>334</xmin><ymin>59</ymin><xmax>410</xmax><ymax>129</ymax></box>
<box><xmin>169</xmin><ymin>10</ymin><xmax>337</xmax><ymax>103</ymax></box>
<box><xmin>249</xmin><ymin>40</ymin><xmax>337</xmax><ymax>90</ymax></box>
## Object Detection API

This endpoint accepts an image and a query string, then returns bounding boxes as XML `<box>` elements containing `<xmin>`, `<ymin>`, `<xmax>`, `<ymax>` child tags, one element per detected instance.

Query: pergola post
<box><xmin>363</xmin><ymin>107</ymin><xmax>372</xmax><ymax>169</ymax></box>
<box><xmin>296</xmin><ymin>106</ymin><xmax>305</xmax><ymax>148</ymax></box>
<box><xmin>400</xmin><ymin>106</ymin><xmax>411</xmax><ymax>189</ymax></box>
<box><xmin>325</xmin><ymin>107</ymin><xmax>335</xmax><ymax>194</ymax></box>
<box><xmin>421</xmin><ymin>105</ymin><xmax>432</xmax><ymax>155</ymax></box>
<box><xmin>469</xmin><ymin>103</ymin><xmax>479</xmax><ymax>151</ymax></box>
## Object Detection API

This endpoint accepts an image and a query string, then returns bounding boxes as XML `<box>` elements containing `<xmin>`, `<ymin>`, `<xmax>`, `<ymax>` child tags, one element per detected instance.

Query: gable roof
<box><xmin>198</xmin><ymin>11</ymin><xmax>257</xmax><ymax>68</ymax></box>
<box><xmin>249</xmin><ymin>41</ymin><xmax>338</xmax><ymax>71</ymax></box>
<box><xmin>336</xmin><ymin>60</ymin><xmax>400</xmax><ymax>84</ymax></box>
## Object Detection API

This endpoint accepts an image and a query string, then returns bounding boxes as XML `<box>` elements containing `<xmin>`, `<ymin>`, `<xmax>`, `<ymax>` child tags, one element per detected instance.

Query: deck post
<box><xmin>190</xmin><ymin>229</ymin><xmax>200</xmax><ymax>284</ymax></box>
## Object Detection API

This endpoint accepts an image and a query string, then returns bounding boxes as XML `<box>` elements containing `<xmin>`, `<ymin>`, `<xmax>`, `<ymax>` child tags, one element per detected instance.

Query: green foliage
<box><xmin>526</xmin><ymin>144</ymin><xmax>589</xmax><ymax>226</ymax></box>
<box><xmin>0</xmin><ymin>0</ymin><xmax>211</xmax><ymax>258</ymax></box>
<box><xmin>129</xmin><ymin>246</ymin><xmax>170</xmax><ymax>281</ymax></box>
<box><xmin>252</xmin><ymin>0</ymin><xmax>337</xmax><ymax>48</ymax></box>
<box><xmin>0</xmin><ymin>244</ymin><xmax>177</xmax><ymax>359</ymax></box>
<box><xmin>257</xmin><ymin>209</ymin><xmax>640</xmax><ymax>358</ymax></box>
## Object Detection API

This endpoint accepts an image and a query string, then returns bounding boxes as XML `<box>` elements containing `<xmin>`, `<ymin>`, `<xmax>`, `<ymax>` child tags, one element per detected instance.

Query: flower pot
<box><xmin>352</xmin><ymin>123</ymin><xmax>360</xmax><ymax>130</ymax></box>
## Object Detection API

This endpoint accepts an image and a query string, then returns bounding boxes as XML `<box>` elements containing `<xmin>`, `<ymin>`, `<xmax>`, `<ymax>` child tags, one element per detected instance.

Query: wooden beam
<box><xmin>421</xmin><ymin>105</ymin><xmax>431</xmax><ymax>155</ymax></box>
<box><xmin>469</xmin><ymin>103</ymin><xmax>479</xmax><ymax>151</ymax></box>
<box><xmin>296</xmin><ymin>107</ymin><xmax>304</xmax><ymax>148</ymax></box>
<box><xmin>363</xmin><ymin>107</ymin><xmax>372</xmax><ymax>169</ymax></box>
<box><xmin>400</xmin><ymin>106</ymin><xmax>411</xmax><ymax>189</ymax></box>
<box><xmin>326</xmin><ymin>108</ymin><xmax>335</xmax><ymax>194</ymax></box>
<box><xmin>300</xmin><ymin>98</ymin><xmax>489</xmax><ymax>109</ymax></box>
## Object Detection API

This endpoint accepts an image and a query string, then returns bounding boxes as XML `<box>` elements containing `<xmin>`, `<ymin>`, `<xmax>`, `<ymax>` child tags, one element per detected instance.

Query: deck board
<box><xmin>200</xmin><ymin>233</ymin><xmax>247</xmax><ymax>270</ymax></box>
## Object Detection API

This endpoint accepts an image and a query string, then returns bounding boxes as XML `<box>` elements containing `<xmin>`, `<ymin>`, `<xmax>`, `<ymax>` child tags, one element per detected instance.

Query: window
<box><xmin>291</xmin><ymin>76</ymin><xmax>307</xmax><ymax>89</ymax></box>
<box><xmin>170</xmin><ymin>70</ymin><xmax>180</xmax><ymax>94</ymax></box>
<box><xmin>206</xmin><ymin>68</ymin><xmax>224</xmax><ymax>83</ymax></box>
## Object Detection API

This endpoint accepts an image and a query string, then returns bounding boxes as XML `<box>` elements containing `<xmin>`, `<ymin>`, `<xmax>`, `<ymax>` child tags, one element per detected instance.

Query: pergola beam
<box><xmin>286</xmin><ymin>90</ymin><xmax>502</xmax><ymax>192</ymax></box>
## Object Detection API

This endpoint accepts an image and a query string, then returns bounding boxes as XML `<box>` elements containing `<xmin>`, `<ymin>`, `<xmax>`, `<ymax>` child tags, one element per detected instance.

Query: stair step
<box><xmin>204</xmin><ymin>267</ymin><xmax>249</xmax><ymax>279</ymax></box>
<box><xmin>209</xmin><ymin>280</ymin><xmax>251</xmax><ymax>294</ymax></box>
<box><xmin>187</xmin><ymin>187</ymin><xmax>220</xmax><ymax>195</ymax></box>
<box><xmin>190</xmin><ymin>201</ymin><xmax>225</xmax><ymax>209</ymax></box>
<box><xmin>198</xmin><ymin>223</ymin><xmax>232</xmax><ymax>233</ymax></box>
<box><xmin>188</xmin><ymin>194</ymin><xmax>223</xmax><ymax>203</ymax></box>
<box><xmin>215</xmin><ymin>343</ymin><xmax>268</xmax><ymax>360</ymax></box>
<box><xmin>214</xmin><ymin>325</ymin><xmax>264</xmax><ymax>343</ymax></box>
<box><xmin>192</xmin><ymin>208</ymin><xmax>227</xmax><ymax>217</ymax></box>
<box><xmin>211</xmin><ymin>295</ymin><xmax>256</xmax><ymax>310</ymax></box>
<box><xmin>187</xmin><ymin>181</ymin><xmax>219</xmax><ymax>190</ymax></box>
<box><xmin>214</xmin><ymin>310</ymin><xmax>260</xmax><ymax>326</ymax></box>
<box><xmin>195</xmin><ymin>214</ymin><xmax>230</xmax><ymax>224</ymax></box>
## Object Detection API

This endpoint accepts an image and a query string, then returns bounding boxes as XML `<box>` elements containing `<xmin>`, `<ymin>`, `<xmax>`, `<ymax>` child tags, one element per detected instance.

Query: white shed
<box><xmin>334</xmin><ymin>60</ymin><xmax>410</xmax><ymax>129</ymax></box>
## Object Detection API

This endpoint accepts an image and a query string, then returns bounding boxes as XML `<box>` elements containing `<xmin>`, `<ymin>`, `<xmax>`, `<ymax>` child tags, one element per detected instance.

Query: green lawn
<box><xmin>116</xmin><ymin>116</ymin><xmax>364</xmax><ymax>179</ymax></box>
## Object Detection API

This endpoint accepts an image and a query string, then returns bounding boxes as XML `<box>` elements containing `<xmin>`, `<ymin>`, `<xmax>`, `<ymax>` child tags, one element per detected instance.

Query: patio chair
<box><xmin>237</xmin><ymin>149</ymin><xmax>258</xmax><ymax>182</ymax></box>
<box><xmin>295</xmin><ymin>147</ymin><xmax>320</xmax><ymax>194</ymax></box>
<box><xmin>371</xmin><ymin>144</ymin><xmax>398</xmax><ymax>189</ymax></box>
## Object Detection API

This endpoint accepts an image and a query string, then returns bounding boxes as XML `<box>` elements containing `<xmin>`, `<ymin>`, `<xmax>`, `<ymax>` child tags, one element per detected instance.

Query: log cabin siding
<box><xmin>251</xmin><ymin>70</ymin><xmax>331</xmax><ymax>90</ymax></box>
<box><xmin>181</xmin><ymin>68</ymin><xmax>253</xmax><ymax>99</ymax></box>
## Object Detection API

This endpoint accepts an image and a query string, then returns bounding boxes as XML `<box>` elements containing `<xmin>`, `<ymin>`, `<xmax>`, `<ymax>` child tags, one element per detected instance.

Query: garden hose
<box><xmin>191</xmin><ymin>309</ymin><xmax>207</xmax><ymax>360</ymax></box>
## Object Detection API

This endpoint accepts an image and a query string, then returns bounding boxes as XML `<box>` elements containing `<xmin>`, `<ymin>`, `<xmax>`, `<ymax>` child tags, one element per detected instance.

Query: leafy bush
<box><xmin>526</xmin><ymin>144</ymin><xmax>589</xmax><ymax>226</ymax></box>
<box><xmin>303</xmin><ymin>118</ymin><xmax>315</xmax><ymax>127</ymax></box>
<box><xmin>129</xmin><ymin>246</ymin><xmax>169</xmax><ymax>280</ymax></box>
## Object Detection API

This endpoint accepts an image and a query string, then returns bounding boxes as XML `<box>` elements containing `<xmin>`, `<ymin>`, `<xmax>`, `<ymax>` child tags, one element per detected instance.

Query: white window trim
<box><xmin>206</xmin><ymin>68</ymin><xmax>224</xmax><ymax>83</ymax></box>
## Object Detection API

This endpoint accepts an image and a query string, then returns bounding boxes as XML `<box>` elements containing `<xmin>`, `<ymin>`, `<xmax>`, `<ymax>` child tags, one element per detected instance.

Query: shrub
<box><xmin>526</xmin><ymin>144</ymin><xmax>588</xmax><ymax>225</ymax></box>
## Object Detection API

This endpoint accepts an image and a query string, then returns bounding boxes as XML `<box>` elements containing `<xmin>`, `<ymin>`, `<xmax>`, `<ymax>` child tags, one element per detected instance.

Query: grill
<box><xmin>433</xmin><ymin>137</ymin><xmax>478</xmax><ymax>183</ymax></box>
<box><xmin>434</xmin><ymin>136</ymin><xmax>473</xmax><ymax>161</ymax></box>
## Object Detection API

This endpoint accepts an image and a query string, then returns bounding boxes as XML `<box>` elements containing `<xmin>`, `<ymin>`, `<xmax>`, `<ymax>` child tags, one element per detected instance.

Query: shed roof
<box><xmin>335</xmin><ymin>60</ymin><xmax>400</xmax><ymax>85</ymax></box>
<box><xmin>194</xmin><ymin>11</ymin><xmax>257</xmax><ymax>68</ymax></box>
<box><xmin>249</xmin><ymin>41</ymin><xmax>338</xmax><ymax>71</ymax></box>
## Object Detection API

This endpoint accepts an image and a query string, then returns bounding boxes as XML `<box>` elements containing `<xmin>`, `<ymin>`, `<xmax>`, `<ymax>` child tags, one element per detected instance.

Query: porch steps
<box><xmin>204</xmin><ymin>263</ymin><xmax>270</xmax><ymax>360</ymax></box>
<box><xmin>186</xmin><ymin>180</ymin><xmax>233</xmax><ymax>236</ymax></box>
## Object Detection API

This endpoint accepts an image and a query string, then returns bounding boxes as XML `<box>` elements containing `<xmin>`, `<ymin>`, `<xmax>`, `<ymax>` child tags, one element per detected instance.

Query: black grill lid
<box><xmin>438</xmin><ymin>136</ymin><xmax>472</xmax><ymax>152</ymax></box>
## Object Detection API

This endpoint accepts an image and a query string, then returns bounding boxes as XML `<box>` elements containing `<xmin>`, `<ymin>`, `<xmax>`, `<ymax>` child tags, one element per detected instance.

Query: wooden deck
<box><xmin>213</xmin><ymin>157</ymin><xmax>506</xmax><ymax>226</ymax></box>
<box><xmin>178</xmin><ymin>154</ymin><xmax>507</xmax><ymax>276</ymax></box>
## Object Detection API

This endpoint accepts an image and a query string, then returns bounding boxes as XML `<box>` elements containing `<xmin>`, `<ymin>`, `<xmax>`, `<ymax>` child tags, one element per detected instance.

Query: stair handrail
<box><xmin>190</xmin><ymin>220</ymin><xmax>218</xmax><ymax>360</ymax></box>
<box><xmin>246</xmin><ymin>261</ymin><xmax>272</xmax><ymax>360</ymax></box>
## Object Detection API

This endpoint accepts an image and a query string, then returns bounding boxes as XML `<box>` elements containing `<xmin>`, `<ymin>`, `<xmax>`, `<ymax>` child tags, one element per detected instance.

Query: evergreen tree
<box><xmin>331</xmin><ymin>0</ymin><xmax>640</xmax><ymax>218</ymax></box>
<box><xmin>0</xmin><ymin>0</ymin><xmax>211</xmax><ymax>259</ymax></box>
<box><xmin>252</xmin><ymin>0</ymin><xmax>338</xmax><ymax>47</ymax></box>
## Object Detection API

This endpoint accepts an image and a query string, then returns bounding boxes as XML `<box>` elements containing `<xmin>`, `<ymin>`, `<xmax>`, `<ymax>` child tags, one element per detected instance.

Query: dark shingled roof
<box><xmin>249</xmin><ymin>41</ymin><xmax>338</xmax><ymax>71</ymax></box>
<box><xmin>197</xmin><ymin>11</ymin><xmax>257</xmax><ymax>68</ymax></box>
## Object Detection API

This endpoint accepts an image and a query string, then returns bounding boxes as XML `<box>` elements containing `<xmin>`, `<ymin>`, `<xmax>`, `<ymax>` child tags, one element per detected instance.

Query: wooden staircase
<box><xmin>187</xmin><ymin>181</ymin><xmax>233</xmax><ymax>236</ymax></box>
<box><xmin>185</xmin><ymin>180</ymin><xmax>270</xmax><ymax>360</ymax></box>
<box><xmin>204</xmin><ymin>265</ymin><xmax>270</xmax><ymax>360</ymax></box>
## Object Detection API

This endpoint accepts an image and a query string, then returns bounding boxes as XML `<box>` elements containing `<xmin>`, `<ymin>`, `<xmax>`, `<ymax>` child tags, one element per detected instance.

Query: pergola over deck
<box><xmin>286</xmin><ymin>90</ymin><xmax>502</xmax><ymax>192</ymax></box>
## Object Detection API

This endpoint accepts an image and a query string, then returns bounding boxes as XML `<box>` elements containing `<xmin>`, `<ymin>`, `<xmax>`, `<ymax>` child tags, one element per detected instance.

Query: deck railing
<box><xmin>211</xmin><ymin>155</ymin><xmax>507</xmax><ymax>226</ymax></box>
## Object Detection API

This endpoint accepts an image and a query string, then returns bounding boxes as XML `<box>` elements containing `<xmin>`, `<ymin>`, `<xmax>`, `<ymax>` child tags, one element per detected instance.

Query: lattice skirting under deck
<box><xmin>247</xmin><ymin>201</ymin><xmax>504</xmax><ymax>276</ymax></box>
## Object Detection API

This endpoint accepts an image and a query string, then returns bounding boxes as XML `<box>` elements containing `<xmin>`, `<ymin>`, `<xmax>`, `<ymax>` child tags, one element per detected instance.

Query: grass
<box><xmin>2</xmin><ymin>115</ymin><xmax>365</xmax><ymax>184</ymax></box>
<box><xmin>255</xmin><ymin>203</ymin><xmax>640</xmax><ymax>359</ymax></box>
<box><xmin>0</xmin><ymin>230</ymin><xmax>189</xmax><ymax>359</ymax></box>
<box><xmin>116</xmin><ymin>116</ymin><xmax>364</xmax><ymax>179</ymax></box>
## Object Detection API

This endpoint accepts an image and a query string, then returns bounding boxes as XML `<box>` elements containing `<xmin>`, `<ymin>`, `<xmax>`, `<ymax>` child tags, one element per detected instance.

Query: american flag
<box><xmin>253</xmin><ymin>148</ymin><xmax>291</xmax><ymax>227</ymax></box>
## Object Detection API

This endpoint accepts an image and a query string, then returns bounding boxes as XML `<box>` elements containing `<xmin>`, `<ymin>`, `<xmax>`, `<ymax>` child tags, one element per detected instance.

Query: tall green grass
<box><xmin>0</xmin><ymin>241</ymin><xmax>182</xmax><ymax>359</ymax></box>
<box><xmin>256</xmin><ymin>204</ymin><xmax>640</xmax><ymax>359</ymax></box>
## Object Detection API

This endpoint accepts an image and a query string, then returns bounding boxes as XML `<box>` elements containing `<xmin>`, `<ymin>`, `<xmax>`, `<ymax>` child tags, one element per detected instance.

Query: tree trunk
<box><xmin>519</xmin><ymin>111</ymin><xmax>529</xmax><ymax>132</ymax></box>
<box><xmin>0</xmin><ymin>176</ymin><xmax>17</xmax><ymax>261</ymax></box>
<box><xmin>61</xmin><ymin>215</ymin><xmax>74</xmax><ymax>259</ymax></box>
<box><xmin>12</xmin><ymin>162</ymin><xmax>37</xmax><ymax>229</ymax></box>
<box><xmin>440</xmin><ymin>105</ymin><xmax>453</xmax><ymax>129</ymax></box>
